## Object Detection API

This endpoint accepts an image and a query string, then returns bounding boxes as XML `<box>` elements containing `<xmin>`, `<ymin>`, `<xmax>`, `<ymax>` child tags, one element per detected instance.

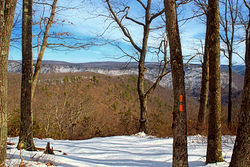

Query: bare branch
<box><xmin>149</xmin><ymin>9</ymin><xmax>165</xmax><ymax>23</ymax></box>
<box><xmin>145</xmin><ymin>61</ymin><xmax>170</xmax><ymax>99</ymax></box>
<box><xmin>184</xmin><ymin>55</ymin><xmax>198</xmax><ymax>66</ymax></box>
<box><xmin>33</xmin><ymin>2</ymin><xmax>52</xmax><ymax>7</ymax></box>
<box><xmin>106</xmin><ymin>0</ymin><xmax>142</xmax><ymax>52</ymax></box>
<box><xmin>126</xmin><ymin>16</ymin><xmax>145</xmax><ymax>26</ymax></box>
<box><xmin>136</xmin><ymin>0</ymin><xmax>146</xmax><ymax>10</ymax></box>
<box><xmin>178</xmin><ymin>13</ymin><xmax>205</xmax><ymax>22</ymax></box>
<box><xmin>233</xmin><ymin>51</ymin><xmax>245</xmax><ymax>62</ymax></box>
<box><xmin>220</xmin><ymin>48</ymin><xmax>229</xmax><ymax>59</ymax></box>
<box><xmin>46</xmin><ymin>43</ymin><xmax>93</xmax><ymax>49</ymax></box>
<box><xmin>109</xmin><ymin>41</ymin><xmax>139</xmax><ymax>62</ymax></box>
<box><xmin>243</xmin><ymin>0</ymin><xmax>250</xmax><ymax>11</ymax></box>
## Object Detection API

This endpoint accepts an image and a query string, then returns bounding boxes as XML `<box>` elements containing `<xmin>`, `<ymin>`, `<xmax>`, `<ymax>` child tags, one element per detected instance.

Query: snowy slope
<box><xmin>6</xmin><ymin>134</ymin><xmax>235</xmax><ymax>167</ymax></box>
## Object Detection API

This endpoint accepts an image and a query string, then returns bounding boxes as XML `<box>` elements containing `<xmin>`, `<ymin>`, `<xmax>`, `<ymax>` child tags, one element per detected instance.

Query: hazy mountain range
<box><xmin>8</xmin><ymin>60</ymin><xmax>245</xmax><ymax>103</ymax></box>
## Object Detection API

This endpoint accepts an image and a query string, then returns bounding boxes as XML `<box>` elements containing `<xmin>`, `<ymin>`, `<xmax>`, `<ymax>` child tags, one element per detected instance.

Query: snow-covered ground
<box><xmin>6</xmin><ymin>133</ymin><xmax>235</xmax><ymax>167</ymax></box>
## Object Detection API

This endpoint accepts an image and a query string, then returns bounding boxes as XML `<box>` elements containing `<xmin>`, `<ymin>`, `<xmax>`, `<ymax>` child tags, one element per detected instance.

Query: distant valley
<box><xmin>8</xmin><ymin>60</ymin><xmax>245</xmax><ymax>103</ymax></box>
<box><xmin>7</xmin><ymin>60</ymin><xmax>243</xmax><ymax>138</ymax></box>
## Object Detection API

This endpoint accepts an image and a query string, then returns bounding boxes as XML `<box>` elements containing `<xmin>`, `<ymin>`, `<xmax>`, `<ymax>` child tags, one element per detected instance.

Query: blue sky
<box><xmin>9</xmin><ymin>0</ymin><xmax>246</xmax><ymax>65</ymax></box>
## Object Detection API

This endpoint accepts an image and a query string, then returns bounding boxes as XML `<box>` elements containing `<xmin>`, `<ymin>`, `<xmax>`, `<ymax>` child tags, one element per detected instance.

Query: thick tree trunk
<box><xmin>164</xmin><ymin>0</ymin><xmax>188</xmax><ymax>166</ymax></box>
<box><xmin>17</xmin><ymin>0</ymin><xmax>36</xmax><ymax>151</ymax></box>
<box><xmin>206</xmin><ymin>0</ymin><xmax>223</xmax><ymax>163</ymax></box>
<box><xmin>0</xmin><ymin>1</ymin><xmax>17</xmax><ymax>166</ymax></box>
<box><xmin>197</xmin><ymin>33</ymin><xmax>209</xmax><ymax>133</ymax></box>
<box><xmin>0</xmin><ymin>2</ymin><xmax>6</xmax><ymax>166</ymax></box>
<box><xmin>229</xmin><ymin>18</ymin><xmax>250</xmax><ymax>167</ymax></box>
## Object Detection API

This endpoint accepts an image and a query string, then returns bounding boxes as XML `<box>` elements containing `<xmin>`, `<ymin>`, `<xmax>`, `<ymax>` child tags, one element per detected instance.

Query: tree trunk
<box><xmin>229</xmin><ymin>17</ymin><xmax>250</xmax><ymax>167</ymax></box>
<box><xmin>228</xmin><ymin>50</ymin><xmax>232</xmax><ymax>126</ymax></box>
<box><xmin>138</xmin><ymin>96</ymin><xmax>147</xmax><ymax>133</ymax></box>
<box><xmin>137</xmin><ymin>1</ymin><xmax>151</xmax><ymax>133</ymax></box>
<box><xmin>197</xmin><ymin>32</ymin><xmax>209</xmax><ymax>133</ymax></box>
<box><xmin>17</xmin><ymin>0</ymin><xmax>36</xmax><ymax>151</ymax></box>
<box><xmin>0</xmin><ymin>1</ymin><xmax>17</xmax><ymax>166</ymax></box>
<box><xmin>138</xmin><ymin>58</ymin><xmax>147</xmax><ymax>133</ymax></box>
<box><xmin>164</xmin><ymin>0</ymin><xmax>188</xmax><ymax>166</ymax></box>
<box><xmin>0</xmin><ymin>2</ymin><xmax>6</xmax><ymax>166</ymax></box>
<box><xmin>206</xmin><ymin>0</ymin><xmax>223</xmax><ymax>163</ymax></box>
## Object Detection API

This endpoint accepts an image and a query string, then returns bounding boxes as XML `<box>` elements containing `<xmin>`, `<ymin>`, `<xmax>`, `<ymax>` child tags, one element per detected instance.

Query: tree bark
<box><xmin>229</xmin><ymin>16</ymin><xmax>250</xmax><ymax>167</ymax></box>
<box><xmin>137</xmin><ymin>0</ymin><xmax>151</xmax><ymax>133</ymax></box>
<box><xmin>206</xmin><ymin>0</ymin><xmax>223</xmax><ymax>163</ymax></box>
<box><xmin>228</xmin><ymin>51</ymin><xmax>232</xmax><ymax>125</ymax></box>
<box><xmin>164</xmin><ymin>0</ymin><xmax>188</xmax><ymax>166</ymax></box>
<box><xmin>0</xmin><ymin>2</ymin><xmax>6</xmax><ymax>166</ymax></box>
<box><xmin>197</xmin><ymin>32</ymin><xmax>209</xmax><ymax>133</ymax></box>
<box><xmin>0</xmin><ymin>0</ymin><xmax>17</xmax><ymax>166</ymax></box>
<box><xmin>138</xmin><ymin>96</ymin><xmax>147</xmax><ymax>132</ymax></box>
<box><xmin>17</xmin><ymin>0</ymin><xmax>36</xmax><ymax>151</ymax></box>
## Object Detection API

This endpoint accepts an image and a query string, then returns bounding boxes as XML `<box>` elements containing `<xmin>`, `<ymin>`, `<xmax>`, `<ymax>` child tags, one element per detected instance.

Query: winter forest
<box><xmin>0</xmin><ymin>0</ymin><xmax>249</xmax><ymax>167</ymax></box>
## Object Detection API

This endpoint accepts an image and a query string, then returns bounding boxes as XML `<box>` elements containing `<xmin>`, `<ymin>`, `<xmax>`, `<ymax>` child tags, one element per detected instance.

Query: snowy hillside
<box><xmin>6</xmin><ymin>134</ymin><xmax>235</xmax><ymax>167</ymax></box>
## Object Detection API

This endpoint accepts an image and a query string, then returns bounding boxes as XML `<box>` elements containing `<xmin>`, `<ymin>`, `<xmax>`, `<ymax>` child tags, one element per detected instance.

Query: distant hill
<box><xmin>221</xmin><ymin>65</ymin><xmax>245</xmax><ymax>76</ymax></box>
<box><xmin>8</xmin><ymin>60</ymin><xmax>245</xmax><ymax>103</ymax></box>
<box><xmin>7</xmin><ymin>62</ymin><xmax>241</xmax><ymax>139</ymax></box>
<box><xmin>8</xmin><ymin>60</ymin><xmax>245</xmax><ymax>76</ymax></box>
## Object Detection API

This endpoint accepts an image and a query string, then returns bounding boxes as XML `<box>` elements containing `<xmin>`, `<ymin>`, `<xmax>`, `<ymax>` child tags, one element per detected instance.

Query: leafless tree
<box><xmin>104</xmin><ymin>0</ymin><xmax>169</xmax><ymax>133</ymax></box>
<box><xmin>17</xmin><ymin>0</ymin><xmax>95</xmax><ymax>149</ymax></box>
<box><xmin>32</xmin><ymin>0</ymin><xmax>59</xmax><ymax>99</ymax></box>
<box><xmin>219</xmin><ymin>0</ymin><xmax>239</xmax><ymax>126</ymax></box>
<box><xmin>191</xmin><ymin>0</ymin><xmax>209</xmax><ymax>132</ymax></box>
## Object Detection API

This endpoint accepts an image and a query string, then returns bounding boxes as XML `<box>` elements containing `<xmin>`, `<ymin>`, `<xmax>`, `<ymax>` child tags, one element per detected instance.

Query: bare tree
<box><xmin>28</xmin><ymin>0</ymin><xmax>95</xmax><ymax>99</ymax></box>
<box><xmin>105</xmin><ymin>0</ymin><xmax>168</xmax><ymax>133</ymax></box>
<box><xmin>18</xmin><ymin>0</ymin><xmax>92</xmax><ymax>149</ymax></box>
<box><xmin>17</xmin><ymin>0</ymin><xmax>36</xmax><ymax>151</ymax></box>
<box><xmin>229</xmin><ymin>1</ymin><xmax>250</xmax><ymax>166</ymax></box>
<box><xmin>219</xmin><ymin>0</ymin><xmax>239</xmax><ymax>126</ymax></box>
<box><xmin>196</xmin><ymin>32</ymin><xmax>209</xmax><ymax>133</ymax></box>
<box><xmin>206</xmin><ymin>0</ymin><xmax>223</xmax><ymax>163</ymax></box>
<box><xmin>32</xmin><ymin>0</ymin><xmax>58</xmax><ymax>99</ymax></box>
<box><xmin>0</xmin><ymin>0</ymin><xmax>17</xmax><ymax>165</ymax></box>
<box><xmin>164</xmin><ymin>0</ymin><xmax>188</xmax><ymax>166</ymax></box>
<box><xmin>193</xmin><ymin>0</ymin><xmax>209</xmax><ymax>133</ymax></box>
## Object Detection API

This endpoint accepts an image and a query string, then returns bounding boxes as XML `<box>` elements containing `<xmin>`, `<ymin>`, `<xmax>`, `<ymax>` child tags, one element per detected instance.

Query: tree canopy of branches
<box><xmin>105</xmin><ymin>0</ymin><xmax>169</xmax><ymax>133</ymax></box>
